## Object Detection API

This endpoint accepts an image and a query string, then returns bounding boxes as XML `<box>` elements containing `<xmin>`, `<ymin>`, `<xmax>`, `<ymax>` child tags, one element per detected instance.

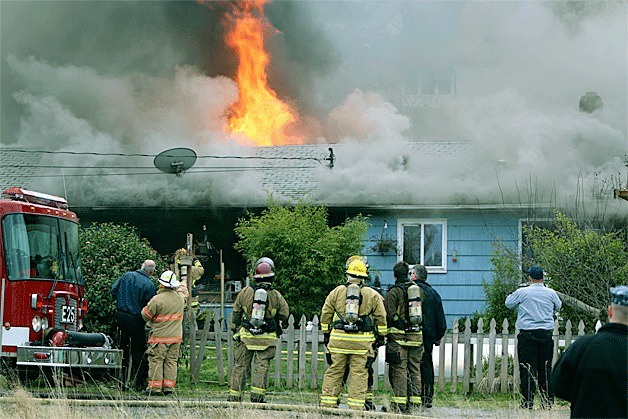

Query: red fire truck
<box><xmin>0</xmin><ymin>187</ymin><xmax>121</xmax><ymax>376</ymax></box>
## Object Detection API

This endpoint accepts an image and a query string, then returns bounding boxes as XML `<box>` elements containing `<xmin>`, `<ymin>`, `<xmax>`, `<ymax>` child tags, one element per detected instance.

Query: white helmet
<box><xmin>159</xmin><ymin>270</ymin><xmax>180</xmax><ymax>288</ymax></box>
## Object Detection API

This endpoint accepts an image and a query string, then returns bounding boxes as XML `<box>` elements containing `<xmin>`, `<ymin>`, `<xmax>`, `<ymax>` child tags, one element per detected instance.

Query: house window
<box><xmin>398</xmin><ymin>219</ymin><xmax>447</xmax><ymax>272</ymax></box>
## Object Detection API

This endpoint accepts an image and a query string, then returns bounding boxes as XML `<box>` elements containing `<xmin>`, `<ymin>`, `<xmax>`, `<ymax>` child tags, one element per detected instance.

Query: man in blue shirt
<box><xmin>111</xmin><ymin>260</ymin><xmax>157</xmax><ymax>391</ymax></box>
<box><xmin>505</xmin><ymin>266</ymin><xmax>562</xmax><ymax>409</ymax></box>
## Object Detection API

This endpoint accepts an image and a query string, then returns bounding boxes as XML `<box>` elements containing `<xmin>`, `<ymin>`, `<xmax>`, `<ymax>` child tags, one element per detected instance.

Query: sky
<box><xmin>1</xmin><ymin>0</ymin><xmax>626</xmax><ymax>216</ymax></box>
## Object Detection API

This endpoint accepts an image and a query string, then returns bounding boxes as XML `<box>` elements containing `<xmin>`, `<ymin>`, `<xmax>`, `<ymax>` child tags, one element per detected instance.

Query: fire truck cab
<box><xmin>0</xmin><ymin>187</ymin><xmax>121</xmax><ymax>373</ymax></box>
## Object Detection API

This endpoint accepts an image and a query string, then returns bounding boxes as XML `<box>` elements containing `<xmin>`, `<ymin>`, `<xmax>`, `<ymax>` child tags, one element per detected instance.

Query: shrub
<box><xmin>79</xmin><ymin>222</ymin><xmax>166</xmax><ymax>337</ymax></box>
<box><xmin>234</xmin><ymin>201</ymin><xmax>368</xmax><ymax>319</ymax></box>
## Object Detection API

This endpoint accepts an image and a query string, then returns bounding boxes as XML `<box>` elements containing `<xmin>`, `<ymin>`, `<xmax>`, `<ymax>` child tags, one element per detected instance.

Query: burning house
<box><xmin>1</xmin><ymin>1</ymin><xmax>626</xmax><ymax>323</ymax></box>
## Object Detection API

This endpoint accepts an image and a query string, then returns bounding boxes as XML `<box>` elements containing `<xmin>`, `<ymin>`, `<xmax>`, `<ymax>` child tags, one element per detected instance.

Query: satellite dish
<box><xmin>154</xmin><ymin>147</ymin><xmax>197</xmax><ymax>176</ymax></box>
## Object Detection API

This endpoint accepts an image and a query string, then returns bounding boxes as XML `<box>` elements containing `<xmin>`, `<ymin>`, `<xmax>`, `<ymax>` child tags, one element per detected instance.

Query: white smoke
<box><xmin>0</xmin><ymin>1</ymin><xmax>626</xmax><ymax>217</ymax></box>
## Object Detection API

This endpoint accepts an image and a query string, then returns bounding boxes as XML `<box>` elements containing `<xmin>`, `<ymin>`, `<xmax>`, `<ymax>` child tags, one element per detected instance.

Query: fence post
<box><xmin>192</xmin><ymin>312</ymin><xmax>214</xmax><ymax>382</ymax></box>
<box><xmin>500</xmin><ymin>318</ymin><xmax>509</xmax><ymax>393</ymax></box>
<box><xmin>227</xmin><ymin>313</ymin><xmax>234</xmax><ymax>380</ymax></box>
<box><xmin>310</xmin><ymin>315</ymin><xmax>319</xmax><ymax>389</ymax></box>
<box><xmin>475</xmin><ymin>318</ymin><xmax>484</xmax><ymax>391</ymax></box>
<box><xmin>298</xmin><ymin>315</ymin><xmax>307</xmax><ymax>389</ymax></box>
<box><xmin>487</xmin><ymin>318</ymin><xmax>496</xmax><ymax>393</ymax></box>
<box><xmin>286</xmin><ymin>315</ymin><xmax>295</xmax><ymax>388</ymax></box>
<box><xmin>451</xmin><ymin>318</ymin><xmax>459</xmax><ymax>392</ymax></box>
<box><xmin>215</xmin><ymin>318</ymin><xmax>224</xmax><ymax>386</ymax></box>
<box><xmin>551</xmin><ymin>320</ymin><xmax>560</xmax><ymax>367</ymax></box>
<box><xmin>564</xmin><ymin>319</ymin><xmax>573</xmax><ymax>351</ymax></box>
<box><xmin>274</xmin><ymin>335</ymin><xmax>282</xmax><ymax>388</ymax></box>
<box><xmin>578</xmin><ymin>320</ymin><xmax>585</xmax><ymax>336</ymax></box>
<box><xmin>437</xmin><ymin>333</ymin><xmax>446</xmax><ymax>391</ymax></box>
<box><xmin>463</xmin><ymin>318</ymin><xmax>472</xmax><ymax>393</ymax></box>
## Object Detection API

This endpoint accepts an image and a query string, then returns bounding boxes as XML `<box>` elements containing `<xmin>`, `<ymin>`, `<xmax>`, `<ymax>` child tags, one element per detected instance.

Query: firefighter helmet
<box><xmin>346</xmin><ymin>259</ymin><xmax>368</xmax><ymax>279</ymax></box>
<box><xmin>255</xmin><ymin>257</ymin><xmax>275</xmax><ymax>271</ymax></box>
<box><xmin>345</xmin><ymin>255</ymin><xmax>367</xmax><ymax>269</ymax></box>
<box><xmin>253</xmin><ymin>258</ymin><xmax>275</xmax><ymax>280</ymax></box>
<box><xmin>159</xmin><ymin>270</ymin><xmax>180</xmax><ymax>288</ymax></box>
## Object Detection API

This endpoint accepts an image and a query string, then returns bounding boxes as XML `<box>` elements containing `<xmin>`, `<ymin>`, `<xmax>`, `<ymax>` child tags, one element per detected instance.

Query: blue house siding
<box><xmin>359</xmin><ymin>209</ymin><xmax>523</xmax><ymax>327</ymax></box>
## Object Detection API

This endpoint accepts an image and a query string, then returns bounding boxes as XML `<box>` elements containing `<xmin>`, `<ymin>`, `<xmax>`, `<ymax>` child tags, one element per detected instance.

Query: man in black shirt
<box><xmin>551</xmin><ymin>286</ymin><xmax>628</xmax><ymax>418</ymax></box>
<box><xmin>410</xmin><ymin>264</ymin><xmax>446</xmax><ymax>408</ymax></box>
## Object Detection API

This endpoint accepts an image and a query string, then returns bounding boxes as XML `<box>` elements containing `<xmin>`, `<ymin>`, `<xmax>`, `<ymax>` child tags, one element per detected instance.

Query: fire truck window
<box><xmin>2</xmin><ymin>214</ymin><xmax>31</xmax><ymax>279</ymax></box>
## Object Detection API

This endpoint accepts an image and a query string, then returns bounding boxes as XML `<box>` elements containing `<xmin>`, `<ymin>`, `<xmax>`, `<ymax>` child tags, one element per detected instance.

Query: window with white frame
<box><xmin>398</xmin><ymin>219</ymin><xmax>447</xmax><ymax>272</ymax></box>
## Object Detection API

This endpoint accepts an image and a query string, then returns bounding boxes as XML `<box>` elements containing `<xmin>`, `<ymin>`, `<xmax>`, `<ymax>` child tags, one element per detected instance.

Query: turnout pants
<box><xmin>146</xmin><ymin>342</ymin><xmax>181</xmax><ymax>392</ymax></box>
<box><xmin>321</xmin><ymin>352</ymin><xmax>369</xmax><ymax>410</ymax></box>
<box><xmin>387</xmin><ymin>340</ymin><xmax>423</xmax><ymax>410</ymax></box>
<box><xmin>517</xmin><ymin>329</ymin><xmax>554</xmax><ymax>408</ymax></box>
<box><xmin>229</xmin><ymin>343</ymin><xmax>275</xmax><ymax>402</ymax></box>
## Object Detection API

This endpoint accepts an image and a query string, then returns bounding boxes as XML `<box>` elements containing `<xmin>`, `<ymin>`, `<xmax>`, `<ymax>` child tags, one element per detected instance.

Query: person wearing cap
<box><xmin>228</xmin><ymin>257</ymin><xmax>289</xmax><ymax>403</ymax></box>
<box><xmin>141</xmin><ymin>270</ymin><xmax>186</xmax><ymax>395</ymax></box>
<box><xmin>110</xmin><ymin>260</ymin><xmax>157</xmax><ymax>391</ymax></box>
<box><xmin>410</xmin><ymin>264</ymin><xmax>447</xmax><ymax>409</ymax></box>
<box><xmin>551</xmin><ymin>286</ymin><xmax>628</xmax><ymax>418</ymax></box>
<box><xmin>319</xmin><ymin>257</ymin><xmax>387</xmax><ymax>411</ymax></box>
<box><xmin>505</xmin><ymin>266</ymin><xmax>562</xmax><ymax>409</ymax></box>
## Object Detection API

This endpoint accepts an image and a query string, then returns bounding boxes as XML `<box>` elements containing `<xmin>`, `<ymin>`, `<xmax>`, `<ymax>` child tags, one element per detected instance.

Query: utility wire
<box><xmin>10</xmin><ymin>166</ymin><xmax>319</xmax><ymax>177</ymax></box>
<box><xmin>3</xmin><ymin>164</ymin><xmax>317</xmax><ymax>170</ymax></box>
<box><xmin>0</xmin><ymin>148</ymin><xmax>324</xmax><ymax>163</ymax></box>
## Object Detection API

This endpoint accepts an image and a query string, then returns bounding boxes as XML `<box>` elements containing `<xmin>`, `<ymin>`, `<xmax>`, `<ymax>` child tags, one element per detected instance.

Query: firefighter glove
<box><xmin>232</xmin><ymin>332</ymin><xmax>241</xmax><ymax>342</ymax></box>
<box><xmin>323</xmin><ymin>332</ymin><xmax>330</xmax><ymax>346</ymax></box>
<box><xmin>375</xmin><ymin>333</ymin><xmax>386</xmax><ymax>348</ymax></box>
<box><xmin>326</xmin><ymin>352</ymin><xmax>332</xmax><ymax>365</ymax></box>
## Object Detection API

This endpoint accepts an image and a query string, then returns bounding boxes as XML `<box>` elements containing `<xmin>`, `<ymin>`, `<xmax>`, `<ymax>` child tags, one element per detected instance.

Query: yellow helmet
<box><xmin>345</xmin><ymin>255</ymin><xmax>367</xmax><ymax>269</ymax></box>
<box><xmin>346</xmin><ymin>259</ymin><xmax>368</xmax><ymax>279</ymax></box>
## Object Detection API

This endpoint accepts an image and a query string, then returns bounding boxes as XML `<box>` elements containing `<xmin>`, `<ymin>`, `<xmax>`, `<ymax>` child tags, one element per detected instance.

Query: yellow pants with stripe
<box><xmin>229</xmin><ymin>342</ymin><xmax>275</xmax><ymax>401</ymax></box>
<box><xmin>321</xmin><ymin>352</ymin><xmax>368</xmax><ymax>410</ymax></box>
<box><xmin>146</xmin><ymin>342</ymin><xmax>180</xmax><ymax>391</ymax></box>
<box><xmin>387</xmin><ymin>340</ymin><xmax>423</xmax><ymax>408</ymax></box>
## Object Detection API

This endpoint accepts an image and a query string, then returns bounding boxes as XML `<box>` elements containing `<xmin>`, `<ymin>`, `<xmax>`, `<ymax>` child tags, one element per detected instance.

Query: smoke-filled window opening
<box><xmin>397</xmin><ymin>219</ymin><xmax>447</xmax><ymax>273</ymax></box>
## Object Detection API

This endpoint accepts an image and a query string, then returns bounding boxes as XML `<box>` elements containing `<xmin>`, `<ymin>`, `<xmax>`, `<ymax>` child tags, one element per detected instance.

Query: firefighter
<box><xmin>385</xmin><ymin>261</ymin><xmax>426</xmax><ymax>413</ymax></box>
<box><xmin>320</xmin><ymin>258</ymin><xmax>387</xmax><ymax>410</ymax></box>
<box><xmin>339</xmin><ymin>256</ymin><xmax>385</xmax><ymax>411</ymax></box>
<box><xmin>228</xmin><ymin>257</ymin><xmax>289</xmax><ymax>403</ymax></box>
<box><xmin>172</xmin><ymin>248</ymin><xmax>204</xmax><ymax>334</ymax></box>
<box><xmin>141</xmin><ymin>270</ymin><xmax>186</xmax><ymax>395</ymax></box>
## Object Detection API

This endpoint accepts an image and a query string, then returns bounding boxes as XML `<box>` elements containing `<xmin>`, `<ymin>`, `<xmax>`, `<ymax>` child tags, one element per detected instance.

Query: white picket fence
<box><xmin>190</xmin><ymin>314</ymin><xmax>594</xmax><ymax>394</ymax></box>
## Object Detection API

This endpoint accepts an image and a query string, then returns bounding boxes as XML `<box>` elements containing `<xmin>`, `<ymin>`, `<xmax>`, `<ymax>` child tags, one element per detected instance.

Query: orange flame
<box><xmin>225</xmin><ymin>0</ymin><xmax>299</xmax><ymax>146</ymax></box>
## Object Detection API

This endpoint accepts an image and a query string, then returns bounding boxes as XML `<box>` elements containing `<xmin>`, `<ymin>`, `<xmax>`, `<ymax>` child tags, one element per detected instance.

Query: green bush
<box><xmin>234</xmin><ymin>201</ymin><xmax>368</xmax><ymax>319</ymax></box>
<box><xmin>79</xmin><ymin>222</ymin><xmax>167</xmax><ymax>337</ymax></box>
<box><xmin>482</xmin><ymin>242</ymin><xmax>521</xmax><ymax>327</ymax></box>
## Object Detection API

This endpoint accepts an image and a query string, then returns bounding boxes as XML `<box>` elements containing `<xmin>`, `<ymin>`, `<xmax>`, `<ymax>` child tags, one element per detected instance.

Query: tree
<box><xmin>234</xmin><ymin>202</ymin><xmax>368</xmax><ymax>319</ymax></box>
<box><xmin>483</xmin><ymin>211</ymin><xmax>628</xmax><ymax>330</ymax></box>
<box><xmin>483</xmin><ymin>241</ymin><xmax>521</xmax><ymax>327</ymax></box>
<box><xmin>523</xmin><ymin>211</ymin><xmax>628</xmax><ymax>326</ymax></box>
<box><xmin>79</xmin><ymin>222</ymin><xmax>166</xmax><ymax>337</ymax></box>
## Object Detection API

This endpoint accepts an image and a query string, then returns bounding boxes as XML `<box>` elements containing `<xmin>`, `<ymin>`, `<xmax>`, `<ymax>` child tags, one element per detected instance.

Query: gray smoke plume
<box><xmin>0</xmin><ymin>1</ymin><xmax>626</xmax><ymax>217</ymax></box>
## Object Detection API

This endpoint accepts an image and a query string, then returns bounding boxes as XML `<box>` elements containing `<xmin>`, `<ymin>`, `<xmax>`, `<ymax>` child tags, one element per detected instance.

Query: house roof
<box><xmin>0</xmin><ymin>149</ymin><xmax>42</xmax><ymax>191</ymax></box>
<box><xmin>254</xmin><ymin>141</ymin><xmax>492</xmax><ymax>207</ymax></box>
<box><xmin>0</xmin><ymin>142</ymin><xmax>543</xmax><ymax>210</ymax></box>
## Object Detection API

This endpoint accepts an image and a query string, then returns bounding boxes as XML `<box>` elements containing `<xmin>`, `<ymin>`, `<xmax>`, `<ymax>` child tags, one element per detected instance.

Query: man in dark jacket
<box><xmin>551</xmin><ymin>286</ymin><xmax>628</xmax><ymax>418</ymax></box>
<box><xmin>410</xmin><ymin>264</ymin><xmax>446</xmax><ymax>408</ymax></box>
<box><xmin>110</xmin><ymin>260</ymin><xmax>157</xmax><ymax>391</ymax></box>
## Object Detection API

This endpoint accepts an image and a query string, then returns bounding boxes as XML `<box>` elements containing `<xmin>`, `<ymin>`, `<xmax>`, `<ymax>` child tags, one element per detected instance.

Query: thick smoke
<box><xmin>0</xmin><ymin>1</ymin><xmax>626</xmax><ymax>216</ymax></box>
